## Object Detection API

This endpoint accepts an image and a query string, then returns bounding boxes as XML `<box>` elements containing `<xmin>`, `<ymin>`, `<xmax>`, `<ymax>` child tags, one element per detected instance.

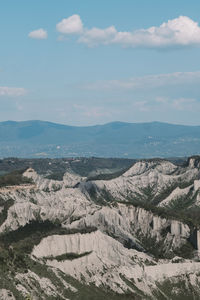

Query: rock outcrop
<box><xmin>0</xmin><ymin>157</ymin><xmax>200</xmax><ymax>299</ymax></box>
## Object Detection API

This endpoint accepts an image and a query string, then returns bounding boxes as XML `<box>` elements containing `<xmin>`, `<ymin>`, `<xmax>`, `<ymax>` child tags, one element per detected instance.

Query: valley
<box><xmin>0</xmin><ymin>156</ymin><xmax>200</xmax><ymax>299</ymax></box>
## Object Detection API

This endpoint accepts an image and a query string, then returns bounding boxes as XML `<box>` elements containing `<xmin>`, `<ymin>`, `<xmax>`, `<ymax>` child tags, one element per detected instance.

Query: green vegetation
<box><xmin>0</xmin><ymin>157</ymin><xmax>135</xmax><ymax>178</ymax></box>
<box><xmin>117</xmin><ymin>194</ymin><xmax>200</xmax><ymax>228</ymax></box>
<box><xmin>133</xmin><ymin>178</ymin><xmax>195</xmax><ymax>206</ymax></box>
<box><xmin>153</xmin><ymin>277</ymin><xmax>200</xmax><ymax>300</ymax></box>
<box><xmin>0</xmin><ymin>169</ymin><xmax>32</xmax><ymax>188</ymax></box>
<box><xmin>0</xmin><ymin>253</ymin><xmax>137</xmax><ymax>300</ymax></box>
<box><xmin>0</xmin><ymin>156</ymin><xmax>199</xmax><ymax>298</ymax></box>
<box><xmin>86</xmin><ymin>185</ymin><xmax>116</xmax><ymax>206</ymax></box>
<box><xmin>0</xmin><ymin>198</ymin><xmax>14</xmax><ymax>226</ymax></box>
<box><xmin>57</xmin><ymin>270</ymin><xmax>138</xmax><ymax>300</ymax></box>
<box><xmin>135</xmin><ymin>230</ymin><xmax>167</xmax><ymax>259</ymax></box>
<box><xmin>45</xmin><ymin>172</ymin><xmax>64</xmax><ymax>181</ymax></box>
<box><xmin>0</xmin><ymin>220</ymin><xmax>97</xmax><ymax>256</ymax></box>
<box><xmin>86</xmin><ymin>165</ymin><xmax>133</xmax><ymax>181</ymax></box>
<box><xmin>119</xmin><ymin>274</ymin><xmax>150</xmax><ymax>299</ymax></box>
<box><xmin>0</xmin><ymin>220</ymin><xmax>97</xmax><ymax>281</ymax></box>
<box><xmin>69</xmin><ymin>157</ymin><xmax>135</xmax><ymax>177</ymax></box>
<box><xmin>0</xmin><ymin>215</ymin><xmax>137</xmax><ymax>299</ymax></box>
<box><xmin>174</xmin><ymin>241</ymin><xmax>194</xmax><ymax>259</ymax></box>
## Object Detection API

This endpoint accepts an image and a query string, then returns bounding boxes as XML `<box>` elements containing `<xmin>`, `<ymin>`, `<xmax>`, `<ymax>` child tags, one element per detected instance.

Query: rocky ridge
<box><xmin>0</xmin><ymin>157</ymin><xmax>200</xmax><ymax>299</ymax></box>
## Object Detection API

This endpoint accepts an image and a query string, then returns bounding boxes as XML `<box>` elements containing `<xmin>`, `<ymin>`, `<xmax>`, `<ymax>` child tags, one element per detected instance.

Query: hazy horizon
<box><xmin>1</xmin><ymin>119</ymin><xmax>200</xmax><ymax>128</ymax></box>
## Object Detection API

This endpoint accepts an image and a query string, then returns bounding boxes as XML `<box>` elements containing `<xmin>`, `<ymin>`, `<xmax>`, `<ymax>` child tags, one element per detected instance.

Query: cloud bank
<box><xmin>56</xmin><ymin>15</ymin><xmax>200</xmax><ymax>48</ymax></box>
<box><xmin>0</xmin><ymin>87</ymin><xmax>26</xmax><ymax>96</ymax></box>
<box><xmin>28</xmin><ymin>28</ymin><xmax>48</xmax><ymax>40</ymax></box>
<box><xmin>82</xmin><ymin>71</ymin><xmax>200</xmax><ymax>90</ymax></box>
<box><xmin>135</xmin><ymin>97</ymin><xmax>200</xmax><ymax>113</ymax></box>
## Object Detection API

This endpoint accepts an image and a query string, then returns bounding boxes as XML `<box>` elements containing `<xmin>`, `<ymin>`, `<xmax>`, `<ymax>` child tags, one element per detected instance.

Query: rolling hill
<box><xmin>0</xmin><ymin>120</ymin><xmax>200</xmax><ymax>158</ymax></box>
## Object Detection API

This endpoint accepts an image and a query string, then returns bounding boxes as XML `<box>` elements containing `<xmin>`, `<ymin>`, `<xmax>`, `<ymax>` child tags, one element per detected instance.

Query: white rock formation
<box><xmin>32</xmin><ymin>230</ymin><xmax>200</xmax><ymax>296</ymax></box>
<box><xmin>0</xmin><ymin>158</ymin><xmax>200</xmax><ymax>297</ymax></box>
<box><xmin>197</xmin><ymin>230</ymin><xmax>200</xmax><ymax>252</ymax></box>
<box><xmin>89</xmin><ymin>160</ymin><xmax>199</xmax><ymax>203</ymax></box>
<box><xmin>170</xmin><ymin>220</ymin><xmax>189</xmax><ymax>237</ymax></box>
<box><xmin>32</xmin><ymin>230</ymin><xmax>155</xmax><ymax>294</ymax></box>
<box><xmin>0</xmin><ymin>290</ymin><xmax>15</xmax><ymax>300</ymax></box>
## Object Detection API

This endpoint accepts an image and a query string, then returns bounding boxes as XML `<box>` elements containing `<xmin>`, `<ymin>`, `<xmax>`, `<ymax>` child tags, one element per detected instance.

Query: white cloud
<box><xmin>172</xmin><ymin>98</ymin><xmax>200</xmax><ymax>111</ymax></box>
<box><xmin>152</xmin><ymin>96</ymin><xmax>200</xmax><ymax>112</ymax></box>
<box><xmin>0</xmin><ymin>87</ymin><xmax>26</xmax><ymax>96</ymax></box>
<box><xmin>28</xmin><ymin>28</ymin><xmax>47</xmax><ymax>40</ymax></box>
<box><xmin>132</xmin><ymin>101</ymin><xmax>150</xmax><ymax>112</ymax></box>
<box><xmin>112</xmin><ymin>16</ymin><xmax>200</xmax><ymax>48</ymax></box>
<box><xmin>56</xmin><ymin>14</ymin><xmax>83</xmax><ymax>34</ymax></box>
<box><xmin>57</xmin><ymin>15</ymin><xmax>200</xmax><ymax>48</ymax></box>
<box><xmin>130</xmin><ymin>97</ymin><xmax>200</xmax><ymax>113</ymax></box>
<box><xmin>73</xmin><ymin>104</ymin><xmax>111</xmax><ymax>118</ymax></box>
<box><xmin>79</xmin><ymin>26</ymin><xmax>117</xmax><ymax>46</ymax></box>
<box><xmin>82</xmin><ymin>71</ymin><xmax>200</xmax><ymax>91</ymax></box>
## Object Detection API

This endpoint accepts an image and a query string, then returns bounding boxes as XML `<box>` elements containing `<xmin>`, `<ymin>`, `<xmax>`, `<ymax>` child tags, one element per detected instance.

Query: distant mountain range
<box><xmin>0</xmin><ymin>120</ymin><xmax>200</xmax><ymax>158</ymax></box>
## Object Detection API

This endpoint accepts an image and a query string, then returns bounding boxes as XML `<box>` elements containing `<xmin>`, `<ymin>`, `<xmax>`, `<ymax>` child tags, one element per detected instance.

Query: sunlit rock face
<box><xmin>82</xmin><ymin>160</ymin><xmax>199</xmax><ymax>207</ymax></box>
<box><xmin>170</xmin><ymin>220</ymin><xmax>189</xmax><ymax>237</ymax></box>
<box><xmin>31</xmin><ymin>230</ymin><xmax>200</xmax><ymax>295</ymax></box>
<box><xmin>197</xmin><ymin>231</ymin><xmax>200</xmax><ymax>251</ymax></box>
<box><xmin>1</xmin><ymin>157</ymin><xmax>200</xmax><ymax>299</ymax></box>
<box><xmin>0</xmin><ymin>289</ymin><xmax>15</xmax><ymax>300</ymax></box>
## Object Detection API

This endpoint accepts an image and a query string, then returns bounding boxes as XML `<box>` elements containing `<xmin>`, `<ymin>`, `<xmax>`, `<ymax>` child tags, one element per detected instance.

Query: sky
<box><xmin>1</xmin><ymin>0</ymin><xmax>200</xmax><ymax>126</ymax></box>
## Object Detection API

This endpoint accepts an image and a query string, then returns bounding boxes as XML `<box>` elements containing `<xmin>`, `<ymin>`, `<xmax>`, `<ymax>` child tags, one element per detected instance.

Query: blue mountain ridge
<box><xmin>0</xmin><ymin>120</ymin><xmax>200</xmax><ymax>158</ymax></box>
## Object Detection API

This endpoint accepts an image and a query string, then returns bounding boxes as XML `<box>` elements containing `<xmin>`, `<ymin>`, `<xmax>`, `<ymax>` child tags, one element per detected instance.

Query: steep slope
<box><xmin>84</xmin><ymin>158</ymin><xmax>200</xmax><ymax>208</ymax></box>
<box><xmin>0</xmin><ymin>157</ymin><xmax>200</xmax><ymax>299</ymax></box>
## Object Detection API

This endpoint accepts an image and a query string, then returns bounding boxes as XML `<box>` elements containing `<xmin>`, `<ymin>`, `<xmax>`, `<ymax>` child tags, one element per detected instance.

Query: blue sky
<box><xmin>1</xmin><ymin>0</ymin><xmax>200</xmax><ymax>125</ymax></box>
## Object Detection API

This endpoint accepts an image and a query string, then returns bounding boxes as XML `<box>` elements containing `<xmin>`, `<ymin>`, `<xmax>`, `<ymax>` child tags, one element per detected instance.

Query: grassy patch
<box><xmin>0</xmin><ymin>169</ymin><xmax>32</xmax><ymax>188</ymax></box>
<box><xmin>154</xmin><ymin>277</ymin><xmax>200</xmax><ymax>300</ymax></box>
<box><xmin>117</xmin><ymin>199</ymin><xmax>200</xmax><ymax>228</ymax></box>
<box><xmin>173</xmin><ymin>241</ymin><xmax>194</xmax><ymax>259</ymax></box>
<box><xmin>45</xmin><ymin>172</ymin><xmax>64</xmax><ymax>181</ymax></box>
<box><xmin>0</xmin><ymin>220</ymin><xmax>97</xmax><ymax>274</ymax></box>
<box><xmin>0</xmin><ymin>198</ymin><xmax>14</xmax><ymax>226</ymax></box>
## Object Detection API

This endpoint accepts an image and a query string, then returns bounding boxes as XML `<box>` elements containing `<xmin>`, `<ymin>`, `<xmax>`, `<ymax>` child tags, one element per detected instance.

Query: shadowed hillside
<box><xmin>0</xmin><ymin>120</ymin><xmax>200</xmax><ymax>158</ymax></box>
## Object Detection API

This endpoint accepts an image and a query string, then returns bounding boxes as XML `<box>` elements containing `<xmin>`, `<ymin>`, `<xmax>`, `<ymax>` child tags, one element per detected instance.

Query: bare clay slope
<box><xmin>0</xmin><ymin>157</ymin><xmax>200</xmax><ymax>299</ymax></box>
